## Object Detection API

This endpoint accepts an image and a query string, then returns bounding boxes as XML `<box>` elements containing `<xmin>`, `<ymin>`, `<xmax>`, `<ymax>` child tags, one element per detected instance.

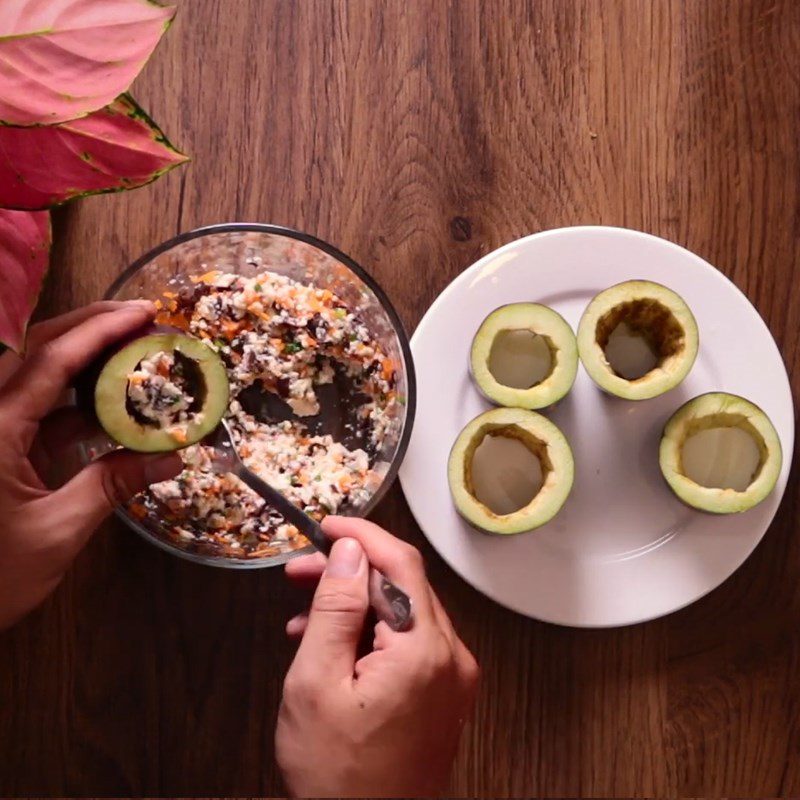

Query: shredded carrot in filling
<box><xmin>131</xmin><ymin>268</ymin><xmax>402</xmax><ymax>559</ymax></box>
<box><xmin>190</xmin><ymin>270</ymin><xmax>222</xmax><ymax>285</ymax></box>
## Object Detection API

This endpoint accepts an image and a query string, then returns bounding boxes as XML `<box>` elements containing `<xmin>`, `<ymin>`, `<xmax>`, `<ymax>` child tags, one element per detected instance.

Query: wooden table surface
<box><xmin>2</xmin><ymin>0</ymin><xmax>799</xmax><ymax>796</ymax></box>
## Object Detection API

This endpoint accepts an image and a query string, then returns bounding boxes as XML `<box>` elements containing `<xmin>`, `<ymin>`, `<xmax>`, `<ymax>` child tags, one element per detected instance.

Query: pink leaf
<box><xmin>0</xmin><ymin>94</ymin><xmax>189</xmax><ymax>210</ymax></box>
<box><xmin>0</xmin><ymin>0</ymin><xmax>175</xmax><ymax>126</ymax></box>
<box><xmin>0</xmin><ymin>209</ymin><xmax>50</xmax><ymax>352</ymax></box>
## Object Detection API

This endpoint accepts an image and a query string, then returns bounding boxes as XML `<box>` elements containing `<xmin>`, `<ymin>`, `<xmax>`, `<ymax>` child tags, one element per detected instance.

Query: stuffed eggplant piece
<box><xmin>85</xmin><ymin>325</ymin><xmax>229</xmax><ymax>452</ymax></box>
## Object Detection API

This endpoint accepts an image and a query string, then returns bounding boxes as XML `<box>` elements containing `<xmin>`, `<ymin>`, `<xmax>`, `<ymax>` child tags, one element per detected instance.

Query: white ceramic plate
<box><xmin>399</xmin><ymin>227</ymin><xmax>794</xmax><ymax>628</ymax></box>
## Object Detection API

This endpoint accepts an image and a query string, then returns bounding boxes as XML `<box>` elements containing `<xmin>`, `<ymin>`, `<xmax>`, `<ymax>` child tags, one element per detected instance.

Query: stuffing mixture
<box><xmin>128</xmin><ymin>268</ymin><xmax>401</xmax><ymax>558</ymax></box>
<box><xmin>126</xmin><ymin>350</ymin><xmax>201</xmax><ymax>442</ymax></box>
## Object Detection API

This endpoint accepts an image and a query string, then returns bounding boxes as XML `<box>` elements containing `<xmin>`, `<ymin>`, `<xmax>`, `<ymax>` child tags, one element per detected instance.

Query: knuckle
<box><xmin>413</xmin><ymin>634</ymin><xmax>452</xmax><ymax>681</ymax></box>
<box><xmin>282</xmin><ymin>668</ymin><xmax>323</xmax><ymax>709</ymax></box>
<box><xmin>312</xmin><ymin>584</ymin><xmax>368</xmax><ymax>616</ymax></box>
<box><xmin>28</xmin><ymin>342</ymin><xmax>69</xmax><ymax>384</ymax></box>
<box><xmin>432</xmin><ymin>638</ymin><xmax>454</xmax><ymax>670</ymax></box>
<box><xmin>99</xmin><ymin>464</ymin><xmax>134</xmax><ymax>508</ymax></box>
<box><xmin>461</xmin><ymin>650</ymin><xmax>481</xmax><ymax>687</ymax></box>
<box><xmin>399</xmin><ymin>542</ymin><xmax>424</xmax><ymax>570</ymax></box>
<box><xmin>31</xmin><ymin>337</ymin><xmax>51</xmax><ymax>358</ymax></box>
<box><xmin>33</xmin><ymin>339</ymin><xmax>59</xmax><ymax>365</ymax></box>
<box><xmin>281</xmin><ymin>669</ymin><xmax>303</xmax><ymax>700</ymax></box>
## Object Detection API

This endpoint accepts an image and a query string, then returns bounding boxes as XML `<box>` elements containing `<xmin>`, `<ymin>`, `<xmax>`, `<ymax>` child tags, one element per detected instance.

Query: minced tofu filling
<box><xmin>126</xmin><ymin>351</ymin><xmax>201</xmax><ymax>441</ymax></box>
<box><xmin>127</xmin><ymin>267</ymin><xmax>401</xmax><ymax>559</ymax></box>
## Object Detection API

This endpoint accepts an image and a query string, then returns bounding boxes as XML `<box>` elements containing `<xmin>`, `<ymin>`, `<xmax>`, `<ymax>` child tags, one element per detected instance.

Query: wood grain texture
<box><xmin>1</xmin><ymin>0</ymin><xmax>799</xmax><ymax>795</ymax></box>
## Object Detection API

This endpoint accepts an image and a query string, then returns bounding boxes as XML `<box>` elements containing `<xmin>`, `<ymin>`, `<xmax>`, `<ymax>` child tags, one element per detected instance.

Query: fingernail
<box><xmin>143</xmin><ymin>453</ymin><xmax>182</xmax><ymax>485</ymax></box>
<box><xmin>325</xmin><ymin>537</ymin><xmax>364</xmax><ymax>578</ymax></box>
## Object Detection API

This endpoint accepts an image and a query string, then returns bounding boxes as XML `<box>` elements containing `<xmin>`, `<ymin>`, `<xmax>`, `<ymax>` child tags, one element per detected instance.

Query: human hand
<box><xmin>0</xmin><ymin>301</ymin><xmax>182</xmax><ymax>630</ymax></box>
<box><xmin>276</xmin><ymin>516</ymin><xmax>479</xmax><ymax>798</ymax></box>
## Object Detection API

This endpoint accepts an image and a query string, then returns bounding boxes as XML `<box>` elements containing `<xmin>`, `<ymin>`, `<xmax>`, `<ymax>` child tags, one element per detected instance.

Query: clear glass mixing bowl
<box><xmin>102</xmin><ymin>223</ymin><xmax>416</xmax><ymax>568</ymax></box>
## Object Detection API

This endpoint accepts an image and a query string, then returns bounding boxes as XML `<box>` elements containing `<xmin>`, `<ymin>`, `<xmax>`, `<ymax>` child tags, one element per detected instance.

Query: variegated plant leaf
<box><xmin>0</xmin><ymin>209</ymin><xmax>51</xmax><ymax>352</ymax></box>
<box><xmin>0</xmin><ymin>0</ymin><xmax>175</xmax><ymax>126</ymax></box>
<box><xmin>0</xmin><ymin>94</ymin><xmax>188</xmax><ymax>210</ymax></box>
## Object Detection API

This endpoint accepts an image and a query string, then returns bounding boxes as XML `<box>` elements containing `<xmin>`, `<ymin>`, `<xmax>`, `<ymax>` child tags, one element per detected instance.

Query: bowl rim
<box><xmin>104</xmin><ymin>222</ymin><xmax>417</xmax><ymax>569</ymax></box>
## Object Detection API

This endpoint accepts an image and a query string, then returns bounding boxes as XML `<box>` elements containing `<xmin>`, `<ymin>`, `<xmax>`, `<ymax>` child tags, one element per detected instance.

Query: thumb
<box><xmin>293</xmin><ymin>537</ymin><xmax>369</xmax><ymax>681</ymax></box>
<box><xmin>42</xmin><ymin>449</ymin><xmax>182</xmax><ymax>547</ymax></box>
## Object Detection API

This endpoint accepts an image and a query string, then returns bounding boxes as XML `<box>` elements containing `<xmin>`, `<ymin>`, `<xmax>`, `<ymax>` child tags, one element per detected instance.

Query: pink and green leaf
<box><xmin>0</xmin><ymin>209</ymin><xmax>51</xmax><ymax>352</ymax></box>
<box><xmin>0</xmin><ymin>94</ymin><xmax>189</xmax><ymax>210</ymax></box>
<box><xmin>0</xmin><ymin>0</ymin><xmax>175</xmax><ymax>126</ymax></box>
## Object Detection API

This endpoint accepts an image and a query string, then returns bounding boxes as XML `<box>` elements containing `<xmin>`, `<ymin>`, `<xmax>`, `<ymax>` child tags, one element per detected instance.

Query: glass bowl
<box><xmin>103</xmin><ymin>223</ymin><xmax>416</xmax><ymax>568</ymax></box>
